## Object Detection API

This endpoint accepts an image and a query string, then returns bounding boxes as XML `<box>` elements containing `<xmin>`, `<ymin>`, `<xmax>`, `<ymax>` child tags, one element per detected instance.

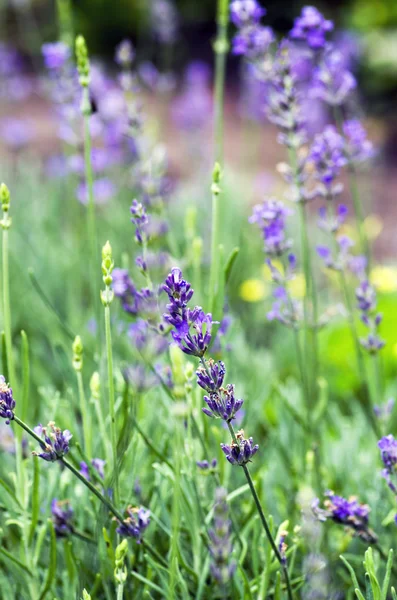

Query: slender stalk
<box><xmin>213</xmin><ymin>0</ymin><xmax>229</xmax><ymax>164</ymax></box>
<box><xmin>209</xmin><ymin>178</ymin><xmax>221</xmax><ymax>315</ymax></box>
<box><xmin>104</xmin><ymin>303</ymin><xmax>119</xmax><ymax>506</ymax></box>
<box><xmin>2</xmin><ymin>228</ymin><xmax>15</xmax><ymax>385</ymax></box>
<box><xmin>77</xmin><ymin>370</ymin><xmax>91</xmax><ymax>456</ymax></box>
<box><xmin>117</xmin><ymin>583</ymin><xmax>124</xmax><ymax>600</ymax></box>
<box><xmin>227</xmin><ymin>422</ymin><xmax>294</xmax><ymax>600</ymax></box>
<box><xmin>348</xmin><ymin>166</ymin><xmax>370</xmax><ymax>265</ymax></box>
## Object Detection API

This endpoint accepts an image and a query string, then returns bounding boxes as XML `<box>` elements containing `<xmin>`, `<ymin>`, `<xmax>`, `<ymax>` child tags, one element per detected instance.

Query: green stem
<box><xmin>2</xmin><ymin>227</ymin><xmax>15</xmax><ymax>385</ymax></box>
<box><xmin>117</xmin><ymin>583</ymin><xmax>124</xmax><ymax>600</ymax></box>
<box><xmin>213</xmin><ymin>0</ymin><xmax>229</xmax><ymax>164</ymax></box>
<box><xmin>83</xmin><ymin>98</ymin><xmax>100</xmax><ymax>332</ymax></box>
<box><xmin>227</xmin><ymin>422</ymin><xmax>294</xmax><ymax>600</ymax></box>
<box><xmin>209</xmin><ymin>185</ymin><xmax>220</xmax><ymax>316</ymax></box>
<box><xmin>77</xmin><ymin>370</ymin><xmax>91</xmax><ymax>456</ymax></box>
<box><xmin>104</xmin><ymin>303</ymin><xmax>120</xmax><ymax>506</ymax></box>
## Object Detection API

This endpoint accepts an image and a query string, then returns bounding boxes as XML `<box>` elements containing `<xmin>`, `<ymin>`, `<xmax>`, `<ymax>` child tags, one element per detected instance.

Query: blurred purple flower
<box><xmin>209</xmin><ymin>488</ymin><xmax>236</xmax><ymax>584</ymax></box>
<box><xmin>1</xmin><ymin>118</ymin><xmax>34</xmax><ymax>150</ymax></box>
<box><xmin>290</xmin><ymin>6</ymin><xmax>333</xmax><ymax>50</ymax></box>
<box><xmin>115</xmin><ymin>39</ymin><xmax>135</xmax><ymax>67</ymax></box>
<box><xmin>311</xmin><ymin>49</ymin><xmax>356</xmax><ymax>106</ymax></box>
<box><xmin>33</xmin><ymin>422</ymin><xmax>72</xmax><ymax>462</ymax></box>
<box><xmin>51</xmin><ymin>499</ymin><xmax>74</xmax><ymax>537</ymax></box>
<box><xmin>249</xmin><ymin>198</ymin><xmax>293</xmax><ymax>255</ymax></box>
<box><xmin>76</xmin><ymin>178</ymin><xmax>116</xmax><ymax>205</ymax></box>
<box><xmin>343</xmin><ymin>119</ymin><xmax>374</xmax><ymax>164</ymax></box>
<box><xmin>230</xmin><ymin>0</ymin><xmax>266</xmax><ymax>27</ymax></box>
<box><xmin>0</xmin><ymin>376</ymin><xmax>15</xmax><ymax>424</ymax></box>
<box><xmin>42</xmin><ymin>42</ymin><xmax>71</xmax><ymax>70</ymax></box>
<box><xmin>117</xmin><ymin>506</ymin><xmax>150</xmax><ymax>542</ymax></box>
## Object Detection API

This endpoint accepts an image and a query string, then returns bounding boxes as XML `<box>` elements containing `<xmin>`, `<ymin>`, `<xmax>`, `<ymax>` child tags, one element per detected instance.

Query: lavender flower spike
<box><xmin>230</xmin><ymin>0</ymin><xmax>265</xmax><ymax>27</ymax></box>
<box><xmin>163</xmin><ymin>267</ymin><xmax>194</xmax><ymax>320</ymax></box>
<box><xmin>221</xmin><ymin>429</ymin><xmax>259</xmax><ymax>465</ymax></box>
<box><xmin>196</xmin><ymin>359</ymin><xmax>226</xmax><ymax>393</ymax></box>
<box><xmin>312</xmin><ymin>491</ymin><xmax>377</xmax><ymax>544</ymax></box>
<box><xmin>290</xmin><ymin>6</ymin><xmax>333</xmax><ymax>50</ymax></box>
<box><xmin>203</xmin><ymin>384</ymin><xmax>244</xmax><ymax>422</ymax></box>
<box><xmin>116</xmin><ymin>506</ymin><xmax>150</xmax><ymax>542</ymax></box>
<box><xmin>209</xmin><ymin>488</ymin><xmax>236</xmax><ymax>585</ymax></box>
<box><xmin>32</xmin><ymin>422</ymin><xmax>72</xmax><ymax>461</ymax></box>
<box><xmin>0</xmin><ymin>376</ymin><xmax>15</xmax><ymax>424</ymax></box>
<box><xmin>51</xmin><ymin>499</ymin><xmax>74</xmax><ymax>537</ymax></box>
<box><xmin>171</xmin><ymin>308</ymin><xmax>213</xmax><ymax>357</ymax></box>
<box><xmin>378</xmin><ymin>435</ymin><xmax>397</xmax><ymax>493</ymax></box>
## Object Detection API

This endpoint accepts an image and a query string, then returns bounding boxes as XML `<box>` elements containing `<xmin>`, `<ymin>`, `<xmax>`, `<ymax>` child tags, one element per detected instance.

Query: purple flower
<box><xmin>232</xmin><ymin>24</ymin><xmax>274</xmax><ymax>59</ymax></box>
<box><xmin>80</xmin><ymin>458</ymin><xmax>106</xmax><ymax>481</ymax></box>
<box><xmin>76</xmin><ymin>178</ymin><xmax>116</xmax><ymax>205</ymax></box>
<box><xmin>150</xmin><ymin>0</ymin><xmax>179</xmax><ymax>45</ymax></box>
<box><xmin>221</xmin><ymin>430</ymin><xmax>259</xmax><ymax>466</ymax></box>
<box><xmin>171</xmin><ymin>62</ymin><xmax>212</xmax><ymax>132</ymax></box>
<box><xmin>112</xmin><ymin>269</ymin><xmax>141</xmax><ymax>314</ymax></box>
<box><xmin>0</xmin><ymin>118</ymin><xmax>34</xmax><ymax>150</ymax></box>
<box><xmin>208</xmin><ymin>488</ymin><xmax>236</xmax><ymax>585</ymax></box>
<box><xmin>0</xmin><ymin>377</ymin><xmax>15</xmax><ymax>424</ymax></box>
<box><xmin>378</xmin><ymin>435</ymin><xmax>397</xmax><ymax>472</ymax></box>
<box><xmin>162</xmin><ymin>267</ymin><xmax>194</xmax><ymax>328</ymax></box>
<box><xmin>318</xmin><ymin>203</ymin><xmax>348</xmax><ymax>233</ymax></box>
<box><xmin>343</xmin><ymin>119</ymin><xmax>374</xmax><ymax>164</ymax></box>
<box><xmin>267</xmin><ymin>286</ymin><xmax>301</xmax><ymax>326</ymax></box>
<box><xmin>32</xmin><ymin>422</ymin><xmax>72</xmax><ymax>462</ymax></box>
<box><xmin>278</xmin><ymin>529</ymin><xmax>288</xmax><ymax>566</ymax></box>
<box><xmin>115</xmin><ymin>39</ymin><xmax>135</xmax><ymax>67</ymax></box>
<box><xmin>355</xmin><ymin>280</ymin><xmax>385</xmax><ymax>353</ymax></box>
<box><xmin>117</xmin><ymin>506</ymin><xmax>150</xmax><ymax>542</ymax></box>
<box><xmin>311</xmin><ymin>49</ymin><xmax>356</xmax><ymax>106</ymax></box>
<box><xmin>197</xmin><ymin>458</ymin><xmax>218</xmax><ymax>470</ymax></box>
<box><xmin>312</xmin><ymin>491</ymin><xmax>377</xmax><ymax>543</ymax></box>
<box><xmin>51</xmin><ymin>499</ymin><xmax>74</xmax><ymax>537</ymax></box>
<box><xmin>196</xmin><ymin>359</ymin><xmax>226</xmax><ymax>393</ymax></box>
<box><xmin>249</xmin><ymin>199</ymin><xmax>292</xmax><ymax>255</ymax></box>
<box><xmin>290</xmin><ymin>6</ymin><xmax>333</xmax><ymax>50</ymax></box>
<box><xmin>171</xmin><ymin>309</ymin><xmax>213</xmax><ymax>357</ymax></box>
<box><xmin>374</xmin><ymin>398</ymin><xmax>395</xmax><ymax>420</ymax></box>
<box><xmin>203</xmin><ymin>384</ymin><xmax>244</xmax><ymax>422</ymax></box>
<box><xmin>309</xmin><ymin>125</ymin><xmax>346</xmax><ymax>192</ymax></box>
<box><xmin>230</xmin><ymin>0</ymin><xmax>265</xmax><ymax>27</ymax></box>
<box><xmin>130</xmin><ymin>199</ymin><xmax>149</xmax><ymax>244</ymax></box>
<box><xmin>42</xmin><ymin>42</ymin><xmax>71</xmax><ymax>70</ymax></box>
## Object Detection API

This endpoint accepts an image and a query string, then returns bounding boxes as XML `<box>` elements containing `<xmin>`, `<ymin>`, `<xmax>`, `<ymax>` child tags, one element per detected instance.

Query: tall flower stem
<box><xmin>209</xmin><ymin>164</ymin><xmax>222</xmax><ymax>316</ymax></box>
<box><xmin>226</xmin><ymin>422</ymin><xmax>294</xmax><ymax>600</ymax></box>
<box><xmin>104</xmin><ymin>303</ymin><xmax>119</xmax><ymax>506</ymax></box>
<box><xmin>2</xmin><ymin>221</ymin><xmax>15</xmax><ymax>386</ymax></box>
<box><xmin>213</xmin><ymin>0</ymin><xmax>229</xmax><ymax>164</ymax></box>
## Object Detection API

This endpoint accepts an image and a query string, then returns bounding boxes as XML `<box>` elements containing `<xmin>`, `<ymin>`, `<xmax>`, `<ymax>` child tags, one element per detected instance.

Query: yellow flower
<box><xmin>288</xmin><ymin>273</ymin><xmax>306</xmax><ymax>298</ymax></box>
<box><xmin>371</xmin><ymin>265</ymin><xmax>397</xmax><ymax>293</ymax></box>
<box><xmin>364</xmin><ymin>214</ymin><xmax>383</xmax><ymax>241</ymax></box>
<box><xmin>239</xmin><ymin>279</ymin><xmax>269</xmax><ymax>302</ymax></box>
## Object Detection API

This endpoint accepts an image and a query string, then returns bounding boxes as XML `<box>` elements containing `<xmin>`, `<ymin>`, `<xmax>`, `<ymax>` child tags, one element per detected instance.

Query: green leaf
<box><xmin>355</xmin><ymin>590</ymin><xmax>366</xmax><ymax>600</ymax></box>
<box><xmin>38</xmin><ymin>520</ymin><xmax>57</xmax><ymax>600</ymax></box>
<box><xmin>391</xmin><ymin>587</ymin><xmax>397</xmax><ymax>600</ymax></box>
<box><xmin>224</xmin><ymin>246</ymin><xmax>240</xmax><ymax>285</ymax></box>
<box><xmin>340</xmin><ymin>555</ymin><xmax>362</xmax><ymax>591</ymax></box>
<box><xmin>28</xmin><ymin>457</ymin><xmax>40</xmax><ymax>545</ymax></box>
<box><xmin>381</xmin><ymin>549</ymin><xmax>393</xmax><ymax>600</ymax></box>
<box><xmin>0</xmin><ymin>546</ymin><xmax>33</xmax><ymax>577</ymax></box>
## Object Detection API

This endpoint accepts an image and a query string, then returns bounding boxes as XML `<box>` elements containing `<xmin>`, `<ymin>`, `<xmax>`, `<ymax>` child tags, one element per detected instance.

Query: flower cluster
<box><xmin>32</xmin><ymin>422</ymin><xmax>72</xmax><ymax>462</ymax></box>
<box><xmin>130</xmin><ymin>199</ymin><xmax>149</xmax><ymax>245</ymax></box>
<box><xmin>197</xmin><ymin>360</ymin><xmax>244</xmax><ymax>422</ymax></box>
<box><xmin>163</xmin><ymin>268</ymin><xmax>258</xmax><ymax>465</ymax></box>
<box><xmin>230</xmin><ymin>0</ymin><xmax>274</xmax><ymax>59</ymax></box>
<box><xmin>311</xmin><ymin>49</ymin><xmax>356</xmax><ymax>107</ymax></box>
<box><xmin>355</xmin><ymin>280</ymin><xmax>384</xmax><ymax>353</ymax></box>
<box><xmin>0</xmin><ymin>376</ymin><xmax>15</xmax><ymax>424</ymax></box>
<box><xmin>163</xmin><ymin>267</ymin><xmax>213</xmax><ymax>357</ymax></box>
<box><xmin>343</xmin><ymin>119</ymin><xmax>374</xmax><ymax>165</ymax></box>
<box><xmin>51</xmin><ymin>499</ymin><xmax>74</xmax><ymax>537</ymax></box>
<box><xmin>221</xmin><ymin>429</ymin><xmax>259</xmax><ymax>466</ymax></box>
<box><xmin>249</xmin><ymin>199</ymin><xmax>293</xmax><ymax>255</ymax></box>
<box><xmin>290</xmin><ymin>6</ymin><xmax>333</xmax><ymax>50</ymax></box>
<box><xmin>208</xmin><ymin>488</ymin><xmax>236</xmax><ymax>585</ymax></box>
<box><xmin>378</xmin><ymin>435</ymin><xmax>397</xmax><ymax>494</ymax></box>
<box><xmin>309</xmin><ymin>125</ymin><xmax>346</xmax><ymax>197</ymax></box>
<box><xmin>80</xmin><ymin>458</ymin><xmax>106</xmax><ymax>481</ymax></box>
<box><xmin>312</xmin><ymin>491</ymin><xmax>377</xmax><ymax>543</ymax></box>
<box><xmin>197</xmin><ymin>458</ymin><xmax>218</xmax><ymax>471</ymax></box>
<box><xmin>116</xmin><ymin>506</ymin><xmax>150</xmax><ymax>542</ymax></box>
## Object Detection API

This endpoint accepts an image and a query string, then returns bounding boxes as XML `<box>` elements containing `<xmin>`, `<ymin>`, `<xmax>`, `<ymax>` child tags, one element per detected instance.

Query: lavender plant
<box><xmin>0</xmin><ymin>1</ymin><xmax>396</xmax><ymax>598</ymax></box>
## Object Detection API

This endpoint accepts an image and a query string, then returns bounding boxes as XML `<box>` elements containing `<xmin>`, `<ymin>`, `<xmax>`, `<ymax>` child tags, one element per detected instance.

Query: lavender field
<box><xmin>1</xmin><ymin>0</ymin><xmax>397</xmax><ymax>598</ymax></box>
